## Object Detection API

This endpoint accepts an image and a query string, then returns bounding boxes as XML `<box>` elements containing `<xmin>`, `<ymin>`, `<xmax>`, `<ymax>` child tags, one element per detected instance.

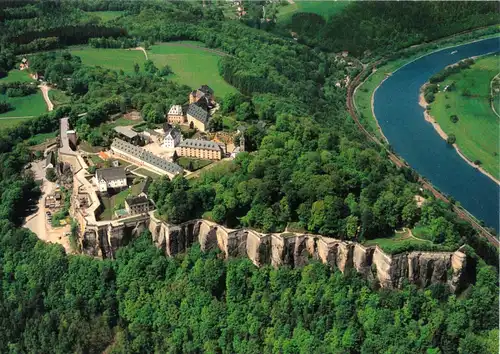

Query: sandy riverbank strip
<box><xmin>419</xmin><ymin>90</ymin><xmax>500</xmax><ymax>185</ymax></box>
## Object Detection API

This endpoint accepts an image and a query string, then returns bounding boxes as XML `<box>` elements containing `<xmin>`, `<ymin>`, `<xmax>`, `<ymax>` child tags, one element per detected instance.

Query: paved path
<box><xmin>39</xmin><ymin>83</ymin><xmax>54</xmax><ymax>111</ymax></box>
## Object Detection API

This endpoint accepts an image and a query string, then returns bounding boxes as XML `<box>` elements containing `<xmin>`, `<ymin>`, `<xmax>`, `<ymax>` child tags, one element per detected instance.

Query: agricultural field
<box><xmin>0</xmin><ymin>69</ymin><xmax>34</xmax><ymax>83</ymax></box>
<box><xmin>0</xmin><ymin>70</ymin><xmax>44</xmax><ymax>127</ymax></box>
<box><xmin>277</xmin><ymin>1</ymin><xmax>350</xmax><ymax>23</ymax></box>
<box><xmin>0</xmin><ymin>92</ymin><xmax>47</xmax><ymax>118</ymax></box>
<box><xmin>429</xmin><ymin>54</ymin><xmax>500</xmax><ymax>179</ymax></box>
<box><xmin>68</xmin><ymin>47</ymin><xmax>146</xmax><ymax>73</ymax></box>
<box><xmin>149</xmin><ymin>42</ymin><xmax>238</xmax><ymax>98</ymax></box>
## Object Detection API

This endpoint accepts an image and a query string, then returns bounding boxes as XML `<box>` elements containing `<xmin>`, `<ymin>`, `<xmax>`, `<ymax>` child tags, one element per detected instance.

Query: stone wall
<box><xmin>146</xmin><ymin>217</ymin><xmax>473</xmax><ymax>293</ymax></box>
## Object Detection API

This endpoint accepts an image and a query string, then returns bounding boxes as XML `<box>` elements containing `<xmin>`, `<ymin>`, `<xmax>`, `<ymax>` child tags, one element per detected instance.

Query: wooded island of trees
<box><xmin>0</xmin><ymin>1</ymin><xmax>497</xmax><ymax>353</ymax></box>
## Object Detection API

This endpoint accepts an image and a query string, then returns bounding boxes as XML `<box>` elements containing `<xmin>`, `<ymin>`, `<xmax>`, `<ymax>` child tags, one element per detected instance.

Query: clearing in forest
<box><xmin>149</xmin><ymin>41</ymin><xmax>238</xmax><ymax>98</ymax></box>
<box><xmin>0</xmin><ymin>70</ymin><xmax>45</xmax><ymax>125</ymax></box>
<box><xmin>428</xmin><ymin>54</ymin><xmax>500</xmax><ymax>180</ymax></box>
<box><xmin>277</xmin><ymin>1</ymin><xmax>350</xmax><ymax>23</ymax></box>
<box><xmin>68</xmin><ymin>47</ymin><xmax>146</xmax><ymax>73</ymax></box>
<box><xmin>86</xmin><ymin>11</ymin><xmax>124</xmax><ymax>22</ymax></box>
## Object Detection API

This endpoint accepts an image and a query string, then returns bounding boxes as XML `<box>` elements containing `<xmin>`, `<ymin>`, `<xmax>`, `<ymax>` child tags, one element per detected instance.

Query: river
<box><xmin>374</xmin><ymin>37</ymin><xmax>500</xmax><ymax>231</ymax></box>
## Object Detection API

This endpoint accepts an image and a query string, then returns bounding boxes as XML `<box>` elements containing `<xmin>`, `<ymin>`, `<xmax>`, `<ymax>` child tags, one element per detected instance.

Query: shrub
<box><xmin>446</xmin><ymin>134</ymin><xmax>456</xmax><ymax>144</ymax></box>
<box><xmin>474</xmin><ymin>159</ymin><xmax>482</xmax><ymax>165</ymax></box>
<box><xmin>450</xmin><ymin>115</ymin><xmax>459</xmax><ymax>123</ymax></box>
<box><xmin>46</xmin><ymin>167</ymin><xmax>57</xmax><ymax>182</ymax></box>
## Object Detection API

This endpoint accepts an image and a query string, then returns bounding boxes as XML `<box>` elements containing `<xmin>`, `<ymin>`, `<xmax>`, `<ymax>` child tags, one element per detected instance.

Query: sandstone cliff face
<box><xmin>92</xmin><ymin>215</ymin><xmax>473</xmax><ymax>293</ymax></box>
<box><xmin>148</xmin><ymin>218</ymin><xmax>474</xmax><ymax>293</ymax></box>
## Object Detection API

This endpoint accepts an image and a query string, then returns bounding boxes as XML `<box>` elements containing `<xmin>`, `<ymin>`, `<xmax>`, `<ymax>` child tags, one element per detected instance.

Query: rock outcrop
<box><xmin>145</xmin><ymin>216</ymin><xmax>474</xmax><ymax>293</ymax></box>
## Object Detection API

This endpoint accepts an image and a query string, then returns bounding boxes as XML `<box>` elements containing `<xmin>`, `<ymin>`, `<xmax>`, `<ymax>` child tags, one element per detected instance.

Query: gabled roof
<box><xmin>164</xmin><ymin>126</ymin><xmax>181</xmax><ymax>140</ymax></box>
<box><xmin>114</xmin><ymin>126</ymin><xmax>138</xmax><ymax>139</ymax></box>
<box><xmin>168</xmin><ymin>105</ymin><xmax>183</xmax><ymax>116</ymax></box>
<box><xmin>178</xmin><ymin>139</ymin><xmax>222</xmax><ymax>152</ymax></box>
<box><xmin>96</xmin><ymin>167</ymin><xmax>126</xmax><ymax>182</ymax></box>
<box><xmin>186</xmin><ymin>103</ymin><xmax>208</xmax><ymax>124</ymax></box>
<box><xmin>111</xmin><ymin>138</ymin><xmax>183</xmax><ymax>175</ymax></box>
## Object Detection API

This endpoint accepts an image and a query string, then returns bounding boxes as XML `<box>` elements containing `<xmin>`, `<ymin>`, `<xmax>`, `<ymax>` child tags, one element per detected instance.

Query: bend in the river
<box><xmin>374</xmin><ymin>37</ymin><xmax>500</xmax><ymax>231</ymax></box>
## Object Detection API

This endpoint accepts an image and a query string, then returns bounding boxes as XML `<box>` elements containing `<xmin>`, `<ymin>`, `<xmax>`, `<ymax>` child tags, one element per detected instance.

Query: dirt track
<box><xmin>39</xmin><ymin>84</ymin><xmax>54</xmax><ymax>111</ymax></box>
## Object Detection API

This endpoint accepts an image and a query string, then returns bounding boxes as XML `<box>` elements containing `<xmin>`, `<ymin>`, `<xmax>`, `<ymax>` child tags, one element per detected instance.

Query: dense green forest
<box><xmin>1</xmin><ymin>229</ymin><xmax>498</xmax><ymax>353</ymax></box>
<box><xmin>0</xmin><ymin>1</ymin><xmax>498</xmax><ymax>352</ymax></box>
<box><xmin>287</xmin><ymin>1</ymin><xmax>498</xmax><ymax>57</ymax></box>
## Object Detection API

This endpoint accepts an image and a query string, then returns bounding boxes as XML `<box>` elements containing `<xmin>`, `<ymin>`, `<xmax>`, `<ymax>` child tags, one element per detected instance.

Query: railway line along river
<box><xmin>374</xmin><ymin>37</ymin><xmax>500</xmax><ymax>231</ymax></box>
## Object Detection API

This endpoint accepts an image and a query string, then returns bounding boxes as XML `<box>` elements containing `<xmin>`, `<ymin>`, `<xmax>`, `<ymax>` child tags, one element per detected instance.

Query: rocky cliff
<box><xmin>147</xmin><ymin>217</ymin><xmax>473</xmax><ymax>293</ymax></box>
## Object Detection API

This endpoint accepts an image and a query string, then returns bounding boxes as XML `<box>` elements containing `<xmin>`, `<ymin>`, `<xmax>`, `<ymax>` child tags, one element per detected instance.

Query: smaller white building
<box><xmin>95</xmin><ymin>167</ymin><xmax>127</xmax><ymax>193</ymax></box>
<box><xmin>162</xmin><ymin>126</ymin><xmax>182</xmax><ymax>149</ymax></box>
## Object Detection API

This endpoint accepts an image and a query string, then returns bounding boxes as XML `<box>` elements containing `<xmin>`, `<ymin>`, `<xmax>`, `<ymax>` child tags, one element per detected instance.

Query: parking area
<box><xmin>24</xmin><ymin>160</ymin><xmax>71</xmax><ymax>253</ymax></box>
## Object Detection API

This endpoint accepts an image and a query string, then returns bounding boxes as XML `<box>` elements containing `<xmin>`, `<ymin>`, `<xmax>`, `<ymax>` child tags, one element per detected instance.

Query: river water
<box><xmin>374</xmin><ymin>37</ymin><xmax>500</xmax><ymax>231</ymax></box>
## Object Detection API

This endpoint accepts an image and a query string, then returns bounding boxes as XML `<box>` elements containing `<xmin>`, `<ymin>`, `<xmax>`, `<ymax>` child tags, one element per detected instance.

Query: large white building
<box><xmin>162</xmin><ymin>126</ymin><xmax>182</xmax><ymax>149</ymax></box>
<box><xmin>95</xmin><ymin>167</ymin><xmax>127</xmax><ymax>192</ymax></box>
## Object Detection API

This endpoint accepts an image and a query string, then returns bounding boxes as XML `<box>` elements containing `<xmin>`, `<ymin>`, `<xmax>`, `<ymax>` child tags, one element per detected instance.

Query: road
<box><xmin>39</xmin><ymin>83</ymin><xmax>54</xmax><ymax>111</ymax></box>
<box><xmin>346</xmin><ymin>60</ymin><xmax>499</xmax><ymax>248</ymax></box>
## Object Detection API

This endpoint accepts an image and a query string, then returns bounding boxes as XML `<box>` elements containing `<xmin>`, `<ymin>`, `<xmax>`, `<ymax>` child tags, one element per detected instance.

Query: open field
<box><xmin>277</xmin><ymin>1</ymin><xmax>350</xmax><ymax>23</ymax></box>
<box><xmin>0</xmin><ymin>69</ymin><xmax>35</xmax><ymax>83</ymax></box>
<box><xmin>149</xmin><ymin>42</ymin><xmax>237</xmax><ymax>97</ymax></box>
<box><xmin>0</xmin><ymin>91</ymin><xmax>47</xmax><ymax>118</ymax></box>
<box><xmin>87</xmin><ymin>11</ymin><xmax>124</xmax><ymax>21</ymax></box>
<box><xmin>429</xmin><ymin>54</ymin><xmax>499</xmax><ymax>179</ymax></box>
<box><xmin>68</xmin><ymin>47</ymin><xmax>146</xmax><ymax>73</ymax></box>
<box><xmin>0</xmin><ymin>116</ymin><xmax>32</xmax><ymax>129</ymax></box>
<box><xmin>27</xmin><ymin>131</ymin><xmax>58</xmax><ymax>145</ymax></box>
<box><xmin>364</xmin><ymin>228</ymin><xmax>434</xmax><ymax>253</ymax></box>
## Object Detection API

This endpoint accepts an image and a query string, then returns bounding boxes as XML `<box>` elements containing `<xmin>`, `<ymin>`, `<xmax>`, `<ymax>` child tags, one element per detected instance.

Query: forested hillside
<box><xmin>0</xmin><ymin>229</ymin><xmax>498</xmax><ymax>353</ymax></box>
<box><xmin>289</xmin><ymin>1</ymin><xmax>498</xmax><ymax>56</ymax></box>
<box><xmin>0</xmin><ymin>1</ymin><xmax>498</xmax><ymax>352</ymax></box>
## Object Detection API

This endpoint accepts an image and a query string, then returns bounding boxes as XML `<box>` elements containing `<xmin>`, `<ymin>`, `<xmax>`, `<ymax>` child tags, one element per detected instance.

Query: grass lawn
<box><xmin>133</xmin><ymin>168</ymin><xmax>162</xmax><ymax>180</ymax></box>
<box><xmin>428</xmin><ymin>54</ymin><xmax>500</xmax><ymax>179</ymax></box>
<box><xmin>0</xmin><ymin>117</ymin><xmax>32</xmax><ymax>130</ymax></box>
<box><xmin>0</xmin><ymin>69</ymin><xmax>35</xmax><ymax>83</ymax></box>
<box><xmin>27</xmin><ymin>131</ymin><xmax>57</xmax><ymax>145</ymax></box>
<box><xmin>149</xmin><ymin>42</ymin><xmax>237</xmax><ymax>97</ymax></box>
<box><xmin>79</xmin><ymin>141</ymin><xmax>103</xmax><ymax>153</ymax></box>
<box><xmin>48</xmin><ymin>89</ymin><xmax>71</xmax><ymax>107</ymax></box>
<box><xmin>354</xmin><ymin>57</ymin><xmax>409</xmax><ymax>140</ymax></box>
<box><xmin>364</xmin><ymin>228</ymin><xmax>434</xmax><ymax>253</ymax></box>
<box><xmin>68</xmin><ymin>47</ymin><xmax>146</xmax><ymax>73</ymax></box>
<box><xmin>87</xmin><ymin>11</ymin><xmax>124</xmax><ymax>21</ymax></box>
<box><xmin>0</xmin><ymin>91</ymin><xmax>47</xmax><ymax>119</ymax></box>
<box><xmin>222</xmin><ymin>114</ymin><xmax>238</xmax><ymax>131</ymax></box>
<box><xmin>108</xmin><ymin>116</ymin><xmax>144</xmax><ymax>128</ymax></box>
<box><xmin>98</xmin><ymin>188</ymin><xmax>131</xmax><ymax>221</ymax></box>
<box><xmin>277</xmin><ymin>1</ymin><xmax>350</xmax><ymax>23</ymax></box>
<box><xmin>177</xmin><ymin>157</ymin><xmax>212</xmax><ymax>172</ymax></box>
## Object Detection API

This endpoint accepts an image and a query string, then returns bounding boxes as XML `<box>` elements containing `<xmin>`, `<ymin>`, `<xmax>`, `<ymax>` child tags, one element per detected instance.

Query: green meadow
<box><xmin>87</xmin><ymin>11</ymin><xmax>124</xmax><ymax>22</ymax></box>
<box><xmin>277</xmin><ymin>1</ymin><xmax>350</xmax><ymax>23</ymax></box>
<box><xmin>68</xmin><ymin>47</ymin><xmax>146</xmax><ymax>73</ymax></box>
<box><xmin>149</xmin><ymin>42</ymin><xmax>237</xmax><ymax>97</ymax></box>
<box><xmin>0</xmin><ymin>70</ymin><xmax>44</xmax><ymax>126</ymax></box>
<box><xmin>0</xmin><ymin>69</ymin><xmax>34</xmax><ymax>83</ymax></box>
<box><xmin>429</xmin><ymin>54</ymin><xmax>500</xmax><ymax>179</ymax></box>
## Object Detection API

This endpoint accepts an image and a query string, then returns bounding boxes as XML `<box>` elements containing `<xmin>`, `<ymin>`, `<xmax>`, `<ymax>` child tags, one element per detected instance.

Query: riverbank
<box><xmin>354</xmin><ymin>26</ymin><xmax>500</xmax><ymax>140</ymax></box>
<box><xmin>419</xmin><ymin>91</ymin><xmax>500</xmax><ymax>185</ymax></box>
